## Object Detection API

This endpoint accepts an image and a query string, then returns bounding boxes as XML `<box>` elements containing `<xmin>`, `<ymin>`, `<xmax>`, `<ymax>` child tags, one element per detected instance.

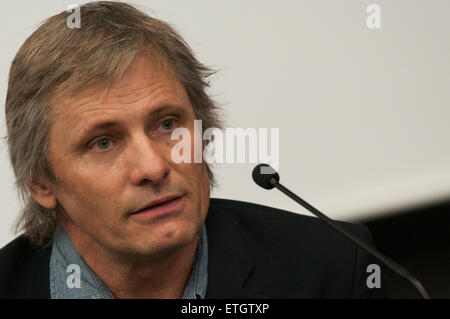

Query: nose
<box><xmin>128</xmin><ymin>133</ymin><xmax>171</xmax><ymax>187</ymax></box>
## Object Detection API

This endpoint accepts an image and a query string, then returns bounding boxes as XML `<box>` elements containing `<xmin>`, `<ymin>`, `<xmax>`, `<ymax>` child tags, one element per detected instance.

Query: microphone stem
<box><xmin>270</xmin><ymin>178</ymin><xmax>430</xmax><ymax>299</ymax></box>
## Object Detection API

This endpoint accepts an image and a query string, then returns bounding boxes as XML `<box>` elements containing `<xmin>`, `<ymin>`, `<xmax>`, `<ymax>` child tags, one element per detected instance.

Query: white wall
<box><xmin>1</xmin><ymin>0</ymin><xmax>449</xmax><ymax>247</ymax></box>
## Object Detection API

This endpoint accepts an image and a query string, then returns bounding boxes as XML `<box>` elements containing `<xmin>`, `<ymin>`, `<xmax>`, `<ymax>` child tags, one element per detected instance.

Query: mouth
<box><xmin>129</xmin><ymin>194</ymin><xmax>185</xmax><ymax>220</ymax></box>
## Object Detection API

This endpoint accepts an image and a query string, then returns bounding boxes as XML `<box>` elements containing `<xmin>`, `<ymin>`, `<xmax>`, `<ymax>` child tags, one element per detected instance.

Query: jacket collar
<box><xmin>27</xmin><ymin>243</ymin><xmax>52</xmax><ymax>298</ymax></box>
<box><xmin>204</xmin><ymin>202</ymin><xmax>268</xmax><ymax>299</ymax></box>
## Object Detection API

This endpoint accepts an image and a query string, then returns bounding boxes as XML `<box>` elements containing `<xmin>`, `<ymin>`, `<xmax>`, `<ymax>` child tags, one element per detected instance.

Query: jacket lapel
<box><xmin>205</xmin><ymin>203</ymin><xmax>268</xmax><ymax>299</ymax></box>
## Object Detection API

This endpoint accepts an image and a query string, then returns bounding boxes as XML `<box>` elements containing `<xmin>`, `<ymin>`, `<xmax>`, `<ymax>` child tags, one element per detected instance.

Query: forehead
<box><xmin>51</xmin><ymin>56</ymin><xmax>188</xmax><ymax>116</ymax></box>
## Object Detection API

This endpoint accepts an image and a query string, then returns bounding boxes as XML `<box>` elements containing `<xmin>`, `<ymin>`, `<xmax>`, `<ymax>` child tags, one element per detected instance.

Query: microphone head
<box><xmin>252</xmin><ymin>164</ymin><xmax>280</xmax><ymax>189</ymax></box>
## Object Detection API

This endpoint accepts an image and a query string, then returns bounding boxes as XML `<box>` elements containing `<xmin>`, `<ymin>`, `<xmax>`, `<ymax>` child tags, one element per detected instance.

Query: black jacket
<box><xmin>0</xmin><ymin>198</ymin><xmax>389</xmax><ymax>298</ymax></box>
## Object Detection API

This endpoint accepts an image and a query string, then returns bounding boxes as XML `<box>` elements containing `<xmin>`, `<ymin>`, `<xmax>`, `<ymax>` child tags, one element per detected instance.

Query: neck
<box><xmin>100</xmin><ymin>240</ymin><xmax>198</xmax><ymax>299</ymax></box>
<box><xmin>63</xmin><ymin>225</ymin><xmax>199</xmax><ymax>299</ymax></box>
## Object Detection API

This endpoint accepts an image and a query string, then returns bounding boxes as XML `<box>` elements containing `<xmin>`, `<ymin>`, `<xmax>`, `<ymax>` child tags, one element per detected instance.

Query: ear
<box><xmin>28</xmin><ymin>179</ymin><xmax>57</xmax><ymax>210</ymax></box>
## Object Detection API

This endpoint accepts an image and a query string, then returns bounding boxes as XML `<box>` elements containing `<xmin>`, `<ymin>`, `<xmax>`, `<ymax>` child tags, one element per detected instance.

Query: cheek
<box><xmin>201</xmin><ymin>165</ymin><xmax>210</xmax><ymax>193</ymax></box>
<box><xmin>172</xmin><ymin>162</ymin><xmax>209</xmax><ymax>205</ymax></box>
<box><xmin>56</xmin><ymin>169</ymin><xmax>121</xmax><ymax>218</ymax></box>
<box><xmin>198</xmin><ymin>165</ymin><xmax>210</xmax><ymax>213</ymax></box>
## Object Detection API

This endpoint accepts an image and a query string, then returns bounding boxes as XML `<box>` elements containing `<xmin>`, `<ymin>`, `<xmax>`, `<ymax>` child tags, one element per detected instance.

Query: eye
<box><xmin>92</xmin><ymin>138</ymin><xmax>112</xmax><ymax>150</ymax></box>
<box><xmin>160</xmin><ymin>118</ymin><xmax>175</xmax><ymax>131</ymax></box>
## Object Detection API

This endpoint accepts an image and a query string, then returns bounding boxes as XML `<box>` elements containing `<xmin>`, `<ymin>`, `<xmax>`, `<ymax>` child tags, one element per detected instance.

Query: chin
<box><xmin>130</xmin><ymin>224</ymin><xmax>199</xmax><ymax>257</ymax></box>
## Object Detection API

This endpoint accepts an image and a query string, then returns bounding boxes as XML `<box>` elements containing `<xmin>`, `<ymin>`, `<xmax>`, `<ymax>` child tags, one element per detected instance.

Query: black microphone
<box><xmin>252</xmin><ymin>163</ymin><xmax>430</xmax><ymax>299</ymax></box>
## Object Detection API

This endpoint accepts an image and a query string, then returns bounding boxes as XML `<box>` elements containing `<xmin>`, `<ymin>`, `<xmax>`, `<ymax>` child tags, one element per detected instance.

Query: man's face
<box><xmin>46</xmin><ymin>56</ymin><xmax>210</xmax><ymax>257</ymax></box>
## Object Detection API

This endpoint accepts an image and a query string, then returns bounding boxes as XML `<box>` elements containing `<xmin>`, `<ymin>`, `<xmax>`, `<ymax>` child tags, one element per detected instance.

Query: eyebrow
<box><xmin>75</xmin><ymin>104</ymin><xmax>186</xmax><ymax>145</ymax></box>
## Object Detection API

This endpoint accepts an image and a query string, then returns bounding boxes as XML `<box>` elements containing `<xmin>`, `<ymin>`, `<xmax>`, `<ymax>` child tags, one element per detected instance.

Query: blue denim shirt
<box><xmin>50</xmin><ymin>222</ymin><xmax>208</xmax><ymax>299</ymax></box>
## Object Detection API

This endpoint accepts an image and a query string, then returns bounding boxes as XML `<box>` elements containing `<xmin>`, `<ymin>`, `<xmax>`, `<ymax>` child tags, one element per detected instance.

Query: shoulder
<box><xmin>208</xmin><ymin>197</ymin><xmax>370</xmax><ymax>243</ymax></box>
<box><xmin>207</xmin><ymin>198</ymin><xmax>389</xmax><ymax>298</ymax></box>
<box><xmin>0</xmin><ymin>235</ymin><xmax>51</xmax><ymax>298</ymax></box>
<box><xmin>0</xmin><ymin>235</ymin><xmax>36</xmax><ymax>275</ymax></box>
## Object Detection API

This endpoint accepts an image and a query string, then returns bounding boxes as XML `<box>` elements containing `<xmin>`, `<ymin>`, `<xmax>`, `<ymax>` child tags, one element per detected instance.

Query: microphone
<box><xmin>252</xmin><ymin>163</ymin><xmax>430</xmax><ymax>299</ymax></box>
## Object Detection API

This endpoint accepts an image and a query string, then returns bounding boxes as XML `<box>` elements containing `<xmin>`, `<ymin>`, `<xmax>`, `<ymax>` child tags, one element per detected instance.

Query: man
<box><xmin>0</xmin><ymin>2</ymin><xmax>388</xmax><ymax>298</ymax></box>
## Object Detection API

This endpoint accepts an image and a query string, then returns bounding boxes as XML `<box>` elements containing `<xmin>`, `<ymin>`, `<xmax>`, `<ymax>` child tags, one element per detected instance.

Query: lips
<box><xmin>129</xmin><ymin>194</ymin><xmax>185</xmax><ymax>220</ymax></box>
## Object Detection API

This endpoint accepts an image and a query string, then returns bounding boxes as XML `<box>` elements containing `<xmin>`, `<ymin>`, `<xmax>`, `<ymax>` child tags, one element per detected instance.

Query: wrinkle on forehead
<box><xmin>50</xmin><ymin>54</ymin><xmax>174</xmax><ymax>116</ymax></box>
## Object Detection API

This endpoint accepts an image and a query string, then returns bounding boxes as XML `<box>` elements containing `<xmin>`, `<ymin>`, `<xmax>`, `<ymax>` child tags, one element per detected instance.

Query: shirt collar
<box><xmin>50</xmin><ymin>222</ymin><xmax>208</xmax><ymax>299</ymax></box>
